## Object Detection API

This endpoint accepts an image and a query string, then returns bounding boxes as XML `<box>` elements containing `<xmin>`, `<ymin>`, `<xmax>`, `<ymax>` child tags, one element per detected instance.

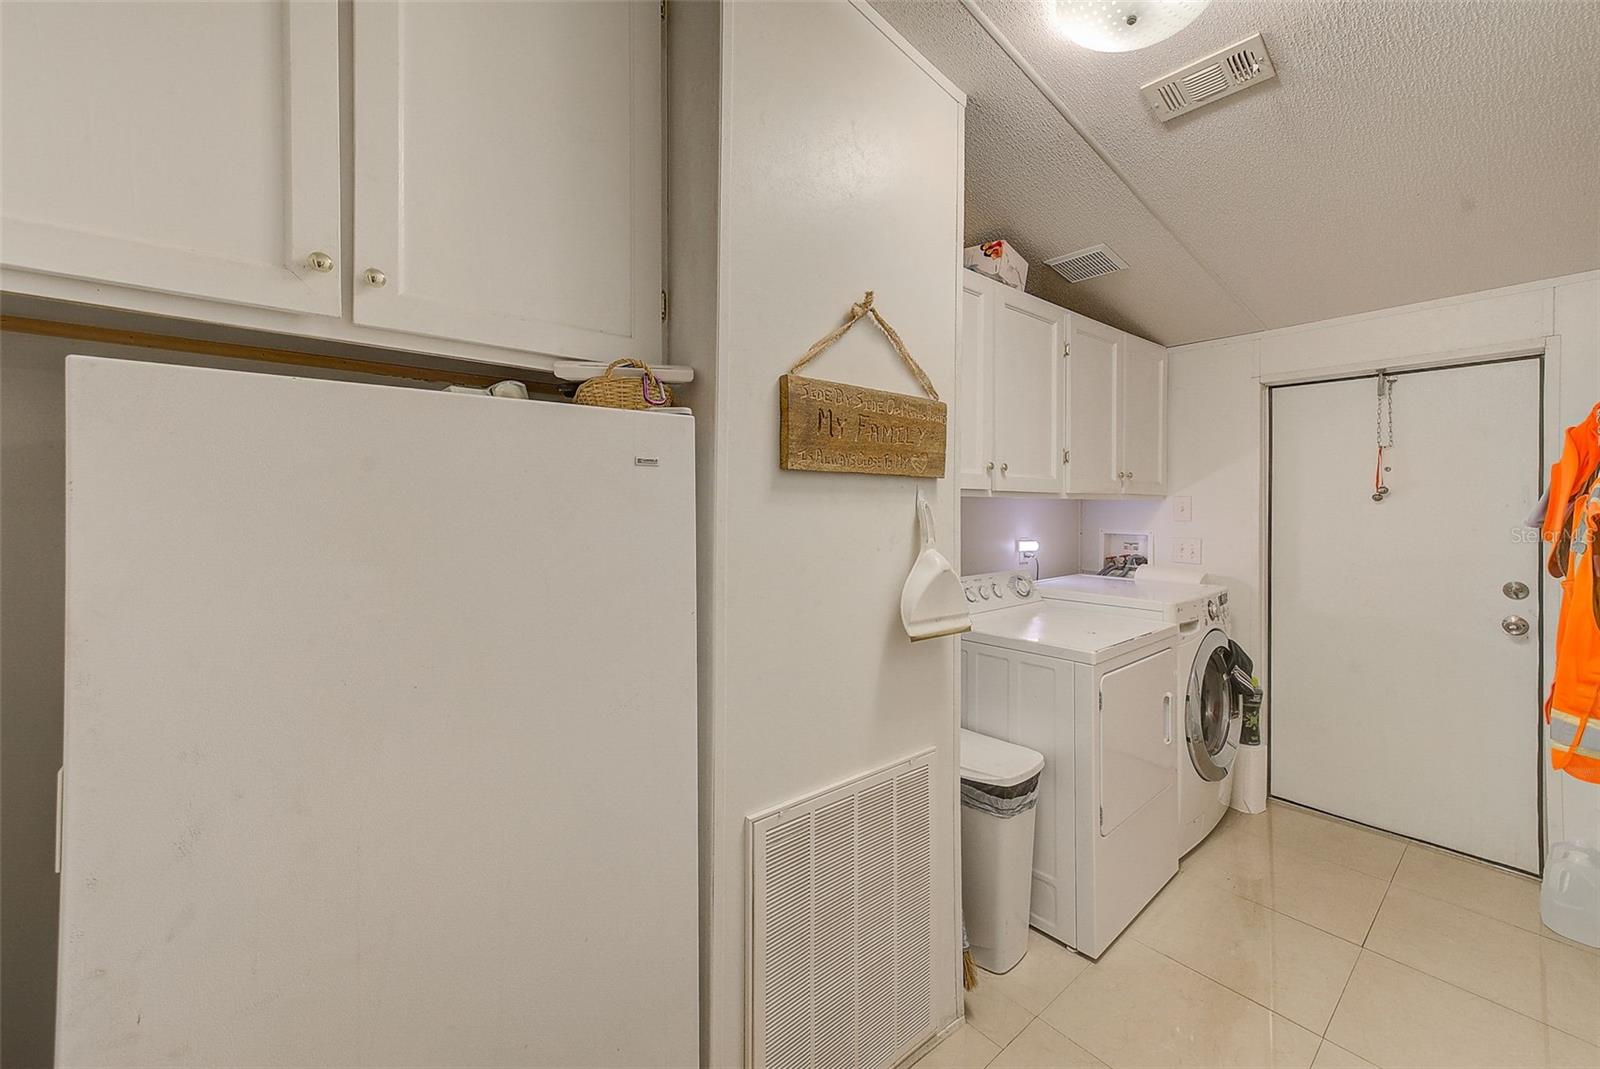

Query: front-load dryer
<box><xmin>960</xmin><ymin>571</ymin><xmax>1180</xmax><ymax>958</ymax></box>
<box><xmin>1034</xmin><ymin>570</ymin><xmax>1240</xmax><ymax>856</ymax></box>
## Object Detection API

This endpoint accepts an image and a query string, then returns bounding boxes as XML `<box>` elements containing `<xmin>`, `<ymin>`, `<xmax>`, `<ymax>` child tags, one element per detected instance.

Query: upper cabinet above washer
<box><xmin>1114</xmin><ymin>333</ymin><xmax>1168</xmax><ymax>496</ymax></box>
<box><xmin>0</xmin><ymin>0</ymin><xmax>342</xmax><ymax>316</ymax></box>
<box><xmin>352</xmin><ymin>0</ymin><xmax>662</xmax><ymax>362</ymax></box>
<box><xmin>958</xmin><ymin>270</ymin><xmax>1067</xmax><ymax>494</ymax></box>
<box><xmin>1064</xmin><ymin>316</ymin><xmax>1167</xmax><ymax>496</ymax></box>
<box><xmin>958</xmin><ymin>268</ymin><xmax>1167</xmax><ymax>498</ymax></box>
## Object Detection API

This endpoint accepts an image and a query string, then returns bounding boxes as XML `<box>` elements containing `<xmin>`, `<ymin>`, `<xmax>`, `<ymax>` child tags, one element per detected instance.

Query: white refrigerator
<box><xmin>56</xmin><ymin>356</ymin><xmax>699</xmax><ymax>1066</ymax></box>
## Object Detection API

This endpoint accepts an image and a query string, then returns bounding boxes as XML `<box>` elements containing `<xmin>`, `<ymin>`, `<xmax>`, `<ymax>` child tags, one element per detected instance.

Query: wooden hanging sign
<box><xmin>778</xmin><ymin>374</ymin><xmax>947</xmax><ymax>477</ymax></box>
<box><xmin>777</xmin><ymin>292</ymin><xmax>948</xmax><ymax>479</ymax></box>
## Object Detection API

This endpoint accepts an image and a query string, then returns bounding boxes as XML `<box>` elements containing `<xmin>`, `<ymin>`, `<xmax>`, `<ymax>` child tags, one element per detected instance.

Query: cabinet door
<box><xmin>1119</xmin><ymin>334</ymin><xmax>1168</xmax><ymax>495</ymax></box>
<box><xmin>957</xmin><ymin>274</ymin><xmax>994</xmax><ymax>491</ymax></box>
<box><xmin>990</xmin><ymin>288</ymin><xmax>1066</xmax><ymax>494</ymax></box>
<box><xmin>1064</xmin><ymin>315</ymin><xmax>1122</xmax><ymax>495</ymax></box>
<box><xmin>0</xmin><ymin>1</ymin><xmax>341</xmax><ymax>316</ymax></box>
<box><xmin>354</xmin><ymin>1</ymin><xmax>662</xmax><ymax>361</ymax></box>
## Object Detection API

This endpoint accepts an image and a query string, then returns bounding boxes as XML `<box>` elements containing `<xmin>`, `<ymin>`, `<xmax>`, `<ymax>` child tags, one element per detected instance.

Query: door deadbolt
<box><xmin>1502</xmin><ymin>581</ymin><xmax>1530</xmax><ymax>600</ymax></box>
<box><xmin>1501</xmin><ymin>615</ymin><xmax>1530</xmax><ymax>637</ymax></box>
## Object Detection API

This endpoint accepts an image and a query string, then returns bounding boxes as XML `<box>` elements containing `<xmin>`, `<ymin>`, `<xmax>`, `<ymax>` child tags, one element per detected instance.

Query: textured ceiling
<box><xmin>872</xmin><ymin>0</ymin><xmax>1600</xmax><ymax>346</ymax></box>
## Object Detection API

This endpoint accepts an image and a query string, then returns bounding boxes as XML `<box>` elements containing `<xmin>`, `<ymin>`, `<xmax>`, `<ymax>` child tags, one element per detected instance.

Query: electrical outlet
<box><xmin>1174</xmin><ymin>496</ymin><xmax>1193</xmax><ymax>523</ymax></box>
<box><xmin>1173</xmin><ymin>537</ymin><xmax>1202</xmax><ymax>565</ymax></box>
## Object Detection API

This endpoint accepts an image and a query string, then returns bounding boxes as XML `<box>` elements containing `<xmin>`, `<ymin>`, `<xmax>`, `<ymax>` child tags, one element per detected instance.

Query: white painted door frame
<box><xmin>1258</xmin><ymin>340</ymin><xmax>1560</xmax><ymax>872</ymax></box>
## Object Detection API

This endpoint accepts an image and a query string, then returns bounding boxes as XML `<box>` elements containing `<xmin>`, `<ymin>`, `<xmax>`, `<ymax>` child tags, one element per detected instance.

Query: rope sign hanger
<box><xmin>777</xmin><ymin>291</ymin><xmax>949</xmax><ymax>479</ymax></box>
<box><xmin>787</xmin><ymin>291</ymin><xmax>941</xmax><ymax>401</ymax></box>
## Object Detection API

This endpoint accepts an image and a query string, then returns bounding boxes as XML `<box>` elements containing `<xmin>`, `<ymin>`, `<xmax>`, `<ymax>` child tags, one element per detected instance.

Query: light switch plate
<box><xmin>1174</xmin><ymin>496</ymin><xmax>1193</xmax><ymax>523</ymax></box>
<box><xmin>1173</xmin><ymin>537</ymin><xmax>1202</xmax><ymax>565</ymax></box>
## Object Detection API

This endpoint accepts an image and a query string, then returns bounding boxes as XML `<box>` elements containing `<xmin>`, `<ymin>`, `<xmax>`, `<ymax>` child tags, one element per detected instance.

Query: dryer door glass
<box><xmin>1187</xmin><ymin>629</ymin><xmax>1238</xmax><ymax>782</ymax></box>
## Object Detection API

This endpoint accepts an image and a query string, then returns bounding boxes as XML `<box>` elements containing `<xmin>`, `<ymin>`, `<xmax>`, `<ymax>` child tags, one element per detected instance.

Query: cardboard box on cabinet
<box><xmin>963</xmin><ymin>240</ymin><xmax>1028</xmax><ymax>289</ymax></box>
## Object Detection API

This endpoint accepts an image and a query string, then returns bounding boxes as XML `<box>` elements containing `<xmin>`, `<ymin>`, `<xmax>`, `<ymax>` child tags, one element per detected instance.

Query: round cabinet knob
<box><xmin>363</xmin><ymin>268</ymin><xmax>388</xmax><ymax>288</ymax></box>
<box><xmin>965</xmin><ymin>588</ymin><xmax>978</xmax><ymax>604</ymax></box>
<box><xmin>1501</xmin><ymin>615</ymin><xmax>1530</xmax><ymax>637</ymax></box>
<box><xmin>305</xmin><ymin>251</ymin><xmax>334</xmax><ymax>273</ymax></box>
<box><xmin>985</xmin><ymin>461</ymin><xmax>995</xmax><ymax>473</ymax></box>
<box><xmin>1000</xmin><ymin>463</ymin><xmax>1009</xmax><ymax>475</ymax></box>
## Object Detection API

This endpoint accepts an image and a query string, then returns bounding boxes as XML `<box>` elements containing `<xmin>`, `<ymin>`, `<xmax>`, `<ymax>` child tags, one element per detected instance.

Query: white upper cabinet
<box><xmin>1117</xmin><ymin>333</ymin><xmax>1168</xmax><ymax>495</ymax></box>
<box><xmin>353</xmin><ymin>0</ymin><xmax>662</xmax><ymax>362</ymax></box>
<box><xmin>1065</xmin><ymin>313</ymin><xmax>1167</xmax><ymax>497</ymax></box>
<box><xmin>990</xmin><ymin>287</ymin><xmax>1067</xmax><ymax>493</ymax></box>
<box><xmin>957</xmin><ymin>275</ymin><xmax>994</xmax><ymax>491</ymax></box>
<box><xmin>1</xmin><ymin>1</ymin><xmax>665</xmax><ymax>372</ymax></box>
<box><xmin>957</xmin><ymin>271</ymin><xmax>1066</xmax><ymax>495</ymax></box>
<box><xmin>1063</xmin><ymin>316</ymin><xmax>1122</xmax><ymax>495</ymax></box>
<box><xmin>956</xmin><ymin>269</ymin><xmax>1167</xmax><ymax>499</ymax></box>
<box><xmin>0</xmin><ymin>1</ymin><xmax>342</xmax><ymax>316</ymax></box>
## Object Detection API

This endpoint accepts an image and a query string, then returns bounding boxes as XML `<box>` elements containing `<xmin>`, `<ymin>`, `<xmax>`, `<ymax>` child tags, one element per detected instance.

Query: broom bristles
<box><xmin>962</xmin><ymin>949</ymin><xmax>978</xmax><ymax>990</ymax></box>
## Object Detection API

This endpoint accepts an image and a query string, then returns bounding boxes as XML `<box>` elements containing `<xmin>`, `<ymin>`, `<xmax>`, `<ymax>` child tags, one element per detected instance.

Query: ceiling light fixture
<box><xmin>1050</xmin><ymin>0</ymin><xmax>1210</xmax><ymax>53</ymax></box>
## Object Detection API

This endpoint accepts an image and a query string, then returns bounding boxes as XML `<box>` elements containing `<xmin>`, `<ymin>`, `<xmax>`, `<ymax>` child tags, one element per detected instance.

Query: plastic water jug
<box><xmin>1542</xmin><ymin>841</ymin><xmax>1600</xmax><ymax>949</ymax></box>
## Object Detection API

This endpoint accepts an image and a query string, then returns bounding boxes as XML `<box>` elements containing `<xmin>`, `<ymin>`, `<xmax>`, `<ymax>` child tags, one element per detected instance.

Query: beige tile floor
<box><xmin>917</xmin><ymin>801</ymin><xmax>1600</xmax><ymax>1069</ymax></box>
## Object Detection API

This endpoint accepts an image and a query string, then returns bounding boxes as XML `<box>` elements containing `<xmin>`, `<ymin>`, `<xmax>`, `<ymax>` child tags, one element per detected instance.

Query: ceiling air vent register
<box><xmin>1045</xmin><ymin>244</ymin><xmax>1129</xmax><ymax>284</ymax></box>
<box><xmin>1141</xmin><ymin>33</ymin><xmax>1276</xmax><ymax>122</ymax></box>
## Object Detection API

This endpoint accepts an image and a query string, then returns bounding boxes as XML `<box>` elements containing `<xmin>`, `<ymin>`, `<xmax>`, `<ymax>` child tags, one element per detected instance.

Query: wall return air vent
<box><xmin>1045</xmin><ymin>244</ymin><xmax>1129</xmax><ymax>284</ymax></box>
<box><xmin>1141</xmin><ymin>33</ymin><xmax>1275</xmax><ymax>122</ymax></box>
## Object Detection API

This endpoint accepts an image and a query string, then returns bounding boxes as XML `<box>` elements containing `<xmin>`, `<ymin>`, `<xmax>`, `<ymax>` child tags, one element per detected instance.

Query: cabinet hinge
<box><xmin>1063</xmin><ymin>342</ymin><xmax>1070</xmax><ymax>358</ymax></box>
<box><xmin>1062</xmin><ymin>449</ymin><xmax>1070</xmax><ymax>465</ymax></box>
<box><xmin>1098</xmin><ymin>691</ymin><xmax>1103</xmax><ymax>710</ymax></box>
<box><xmin>661</xmin><ymin>290</ymin><xmax>669</xmax><ymax>321</ymax></box>
<box><xmin>660</xmin><ymin>0</ymin><xmax>667</xmax><ymax>22</ymax></box>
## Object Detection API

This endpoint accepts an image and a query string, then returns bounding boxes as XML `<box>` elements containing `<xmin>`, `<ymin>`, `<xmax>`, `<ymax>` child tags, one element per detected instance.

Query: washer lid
<box><xmin>959</xmin><ymin>728</ymin><xmax>1044</xmax><ymax>787</ymax></box>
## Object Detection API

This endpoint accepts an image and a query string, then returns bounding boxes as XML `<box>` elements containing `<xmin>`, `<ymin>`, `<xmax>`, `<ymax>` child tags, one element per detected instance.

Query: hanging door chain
<box><xmin>1373</xmin><ymin>373</ymin><xmax>1397</xmax><ymax>502</ymax></box>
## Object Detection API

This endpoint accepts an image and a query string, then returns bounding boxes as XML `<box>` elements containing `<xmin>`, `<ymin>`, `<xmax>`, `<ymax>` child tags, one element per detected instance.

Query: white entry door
<box><xmin>1270</xmin><ymin>359</ymin><xmax>1543</xmax><ymax>872</ymax></box>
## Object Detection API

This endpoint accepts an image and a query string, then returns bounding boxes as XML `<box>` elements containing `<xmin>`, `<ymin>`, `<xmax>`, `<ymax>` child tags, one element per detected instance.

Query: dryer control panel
<box><xmin>961</xmin><ymin>571</ymin><xmax>1041</xmax><ymax>612</ymax></box>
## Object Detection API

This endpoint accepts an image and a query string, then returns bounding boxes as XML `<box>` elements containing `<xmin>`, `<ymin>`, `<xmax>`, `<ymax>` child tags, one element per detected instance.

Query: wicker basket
<box><xmin>573</xmin><ymin>358</ymin><xmax>674</xmax><ymax>411</ymax></box>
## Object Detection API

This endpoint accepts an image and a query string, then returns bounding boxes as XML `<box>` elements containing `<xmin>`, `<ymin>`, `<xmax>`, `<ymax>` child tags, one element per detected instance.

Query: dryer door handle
<box><xmin>1163</xmin><ymin>692</ymin><xmax>1174</xmax><ymax>746</ymax></box>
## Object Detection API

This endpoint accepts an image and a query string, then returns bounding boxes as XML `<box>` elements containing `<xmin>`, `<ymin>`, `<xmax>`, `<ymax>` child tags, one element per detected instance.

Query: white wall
<box><xmin>961</xmin><ymin>497</ymin><xmax>1080</xmax><ymax>578</ymax></box>
<box><xmin>1081</xmin><ymin>272</ymin><xmax>1600</xmax><ymax>850</ymax></box>
<box><xmin>669</xmin><ymin>4</ymin><xmax>967</xmax><ymax>1064</ymax></box>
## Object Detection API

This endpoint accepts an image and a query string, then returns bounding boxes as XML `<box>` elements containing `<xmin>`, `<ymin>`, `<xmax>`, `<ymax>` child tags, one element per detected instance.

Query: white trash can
<box><xmin>959</xmin><ymin>728</ymin><xmax>1045</xmax><ymax>974</ymax></box>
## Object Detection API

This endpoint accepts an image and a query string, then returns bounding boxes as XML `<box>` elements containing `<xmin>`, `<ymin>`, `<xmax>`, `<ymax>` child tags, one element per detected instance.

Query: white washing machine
<box><xmin>1035</xmin><ymin>569</ymin><xmax>1240</xmax><ymax>856</ymax></box>
<box><xmin>960</xmin><ymin>570</ymin><xmax>1179</xmax><ymax>958</ymax></box>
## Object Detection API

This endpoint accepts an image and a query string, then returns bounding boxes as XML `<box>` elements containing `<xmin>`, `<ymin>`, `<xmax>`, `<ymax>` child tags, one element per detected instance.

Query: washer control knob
<box><xmin>978</xmin><ymin>585</ymin><xmax>991</xmax><ymax>600</ymax></box>
<box><xmin>1010</xmin><ymin>575</ymin><xmax>1033</xmax><ymax>597</ymax></box>
<box><xmin>990</xmin><ymin>581</ymin><xmax>1002</xmax><ymax>599</ymax></box>
<box><xmin>965</xmin><ymin>588</ymin><xmax>978</xmax><ymax>604</ymax></box>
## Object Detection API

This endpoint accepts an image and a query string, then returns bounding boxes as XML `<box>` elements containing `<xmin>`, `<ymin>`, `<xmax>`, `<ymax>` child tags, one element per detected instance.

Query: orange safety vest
<box><xmin>1543</xmin><ymin>401</ymin><xmax>1600</xmax><ymax>783</ymax></box>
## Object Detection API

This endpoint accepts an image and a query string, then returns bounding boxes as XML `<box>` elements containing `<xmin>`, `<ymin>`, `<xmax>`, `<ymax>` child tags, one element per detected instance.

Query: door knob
<box><xmin>363</xmin><ymin>268</ymin><xmax>388</xmax><ymax>288</ymax></box>
<box><xmin>1502</xmin><ymin>581</ymin><xmax>1530</xmax><ymax>600</ymax></box>
<box><xmin>304</xmin><ymin>251</ymin><xmax>334</xmax><ymax>273</ymax></box>
<box><xmin>1501</xmin><ymin>615</ymin><xmax>1530</xmax><ymax>637</ymax></box>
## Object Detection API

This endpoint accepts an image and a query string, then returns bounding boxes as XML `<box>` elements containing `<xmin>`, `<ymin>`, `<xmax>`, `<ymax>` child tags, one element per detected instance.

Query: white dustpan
<box><xmin>901</xmin><ymin>490</ymin><xmax>972</xmax><ymax>642</ymax></box>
